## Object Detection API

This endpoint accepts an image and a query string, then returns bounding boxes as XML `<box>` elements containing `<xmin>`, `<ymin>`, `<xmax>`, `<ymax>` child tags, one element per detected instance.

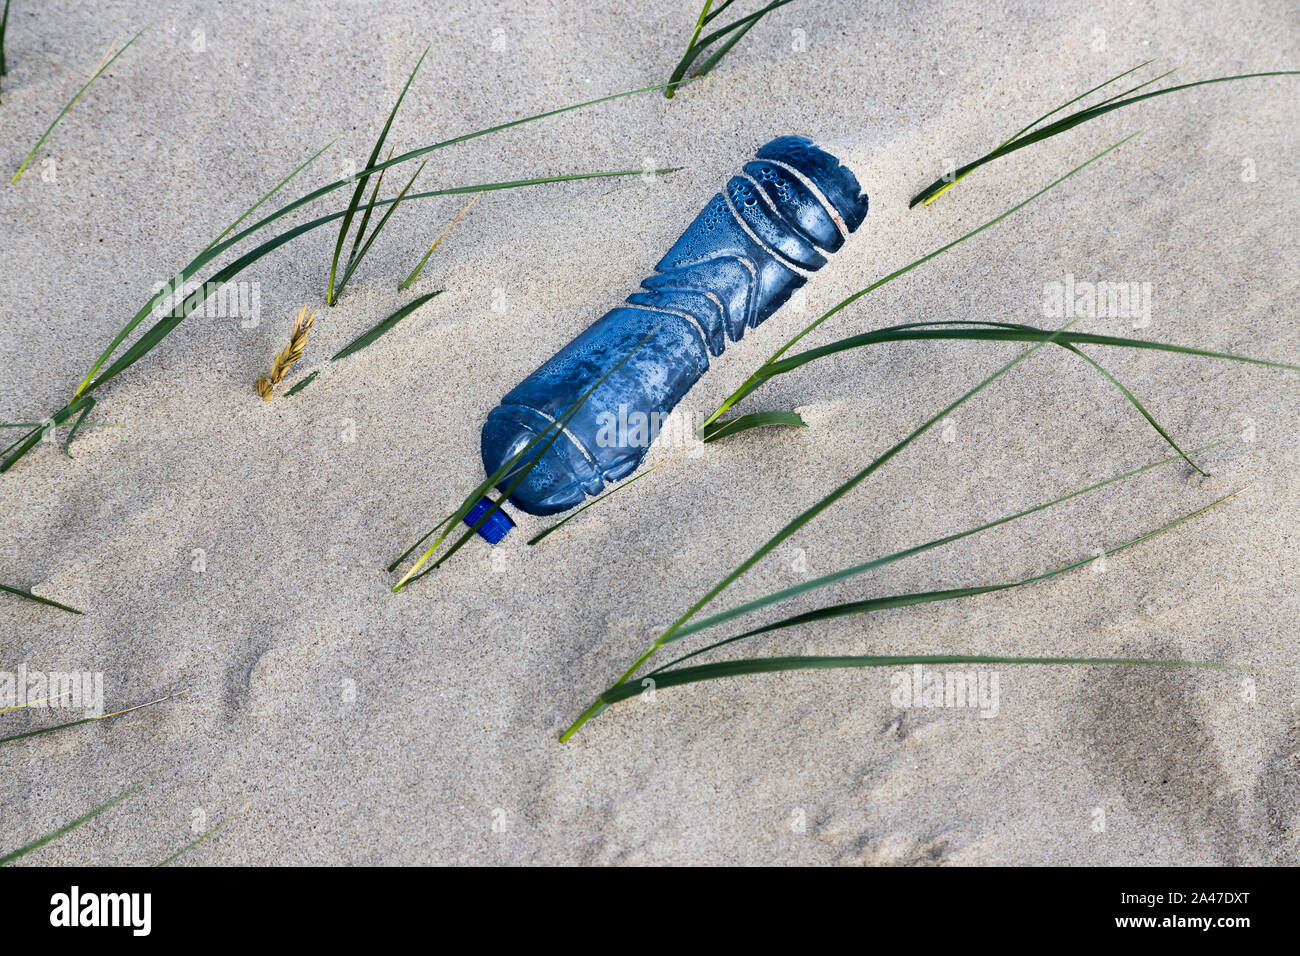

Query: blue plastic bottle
<box><xmin>467</xmin><ymin>136</ymin><xmax>869</xmax><ymax>541</ymax></box>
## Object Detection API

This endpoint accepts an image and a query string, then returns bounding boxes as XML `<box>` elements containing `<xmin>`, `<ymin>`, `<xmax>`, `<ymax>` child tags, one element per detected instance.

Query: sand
<box><xmin>1</xmin><ymin>0</ymin><xmax>1297</xmax><ymax>865</ymax></box>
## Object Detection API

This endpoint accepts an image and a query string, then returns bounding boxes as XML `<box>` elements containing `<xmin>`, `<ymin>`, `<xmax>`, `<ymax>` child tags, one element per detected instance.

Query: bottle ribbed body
<box><xmin>482</xmin><ymin>136</ymin><xmax>869</xmax><ymax>516</ymax></box>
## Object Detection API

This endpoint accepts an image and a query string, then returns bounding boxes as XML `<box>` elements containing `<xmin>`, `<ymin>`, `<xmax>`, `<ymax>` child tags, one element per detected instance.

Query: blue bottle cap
<box><xmin>463</xmin><ymin>497</ymin><xmax>514</xmax><ymax>545</ymax></box>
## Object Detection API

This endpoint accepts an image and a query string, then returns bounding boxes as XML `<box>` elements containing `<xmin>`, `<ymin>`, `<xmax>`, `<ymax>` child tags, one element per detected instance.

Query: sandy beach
<box><xmin>1</xmin><ymin>0</ymin><xmax>1297</xmax><ymax>865</ymax></box>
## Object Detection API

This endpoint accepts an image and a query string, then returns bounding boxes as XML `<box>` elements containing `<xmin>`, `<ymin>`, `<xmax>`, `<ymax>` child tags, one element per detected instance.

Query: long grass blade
<box><xmin>761</xmin><ymin>323</ymin><xmax>1300</xmax><ymax>377</ymax></box>
<box><xmin>334</xmin><ymin>159</ymin><xmax>429</xmax><ymax>299</ymax></box>
<box><xmin>911</xmin><ymin>71</ymin><xmax>1300</xmax><ymax>207</ymax></box>
<box><xmin>0</xmin><ymin>690</ymin><xmax>186</xmax><ymax>744</ymax></box>
<box><xmin>653</xmin><ymin>436</ymin><xmax>1235</xmax><ymax>650</ymax></box>
<box><xmin>701</xmin><ymin>410</ymin><xmax>805</xmax><ymax>443</ymax></box>
<box><xmin>747</xmin><ymin>318</ymin><xmax>1296</xmax><ymax>475</ymax></box>
<box><xmin>704</xmin><ymin>134</ymin><xmax>1139</xmax><ymax>429</ymax></box>
<box><xmin>649</xmin><ymin>490</ymin><xmax>1242</xmax><ymax>675</ymax></box>
<box><xmin>690</xmin><ymin>15</ymin><xmax>758</xmax><ymax>79</ymax></box>
<box><xmin>346</xmin><ymin>146</ymin><xmax>395</xmax><ymax>271</ymax></box>
<box><xmin>922</xmin><ymin>59</ymin><xmax>1156</xmax><ymax>205</ymax></box>
<box><xmin>0</xmin><ymin>582</ymin><xmax>82</xmax><ymax>614</ymax></box>
<box><xmin>283</xmin><ymin>291</ymin><xmax>442</xmax><ymax>396</ymax></box>
<box><xmin>10</xmin><ymin>27</ymin><xmax>147</xmax><ymax>184</ymax></box>
<box><xmin>664</xmin><ymin>1</ymin><xmax>715</xmax><ymax>99</ymax></box>
<box><xmin>664</xmin><ymin>0</ymin><xmax>796</xmax><ymax>98</ymax></box>
<box><xmin>0</xmin><ymin>777</ymin><xmax>150</xmax><ymax>865</ymax></box>
<box><xmin>601</xmin><ymin>653</ymin><xmax>1243</xmax><ymax>706</ymax></box>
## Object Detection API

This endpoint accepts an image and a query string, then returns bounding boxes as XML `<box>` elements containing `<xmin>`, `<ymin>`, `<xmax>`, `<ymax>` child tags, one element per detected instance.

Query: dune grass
<box><xmin>702</xmin><ymin>409</ymin><xmax>806</xmax><ymax>442</ymax></box>
<box><xmin>9</xmin><ymin>26</ymin><xmax>147</xmax><ymax>183</ymax></box>
<box><xmin>645</xmin><ymin>489</ymin><xmax>1243</xmax><ymax>676</ymax></box>
<box><xmin>0</xmin><ymin>581</ymin><xmax>81</xmax><ymax>614</ymax></box>
<box><xmin>664</xmin><ymin>0</ymin><xmax>797</xmax><ymax>98</ymax></box>
<box><xmin>328</xmin><ymin>43</ymin><xmax>430</xmax><ymax>304</ymax></box>
<box><xmin>560</xmin><ymin>388</ymin><xmax>1245</xmax><ymax>740</ymax></box>
<box><xmin>0</xmin><ymin>73</ymin><xmax>682</xmax><ymax>474</ymax></box>
<box><xmin>910</xmin><ymin>64</ymin><xmax>1300</xmax><ymax>207</ymax></box>
<box><xmin>283</xmin><ymin>291</ymin><xmax>442</xmax><ymax>396</ymax></box>
<box><xmin>0</xmin><ymin>776</ymin><xmax>149</xmax><ymax>865</ymax></box>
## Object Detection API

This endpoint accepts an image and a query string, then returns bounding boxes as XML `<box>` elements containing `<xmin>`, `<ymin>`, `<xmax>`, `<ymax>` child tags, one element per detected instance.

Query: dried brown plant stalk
<box><xmin>256</xmin><ymin>305</ymin><xmax>315</xmax><ymax>400</ymax></box>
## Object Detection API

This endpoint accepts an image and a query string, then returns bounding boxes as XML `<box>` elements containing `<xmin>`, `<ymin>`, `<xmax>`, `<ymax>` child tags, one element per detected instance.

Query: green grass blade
<box><xmin>0</xmin><ymin>777</ymin><xmax>149</xmax><ymax>865</ymax></box>
<box><xmin>647</xmin><ymin>491</ymin><xmax>1242</xmax><ymax>676</ymax></box>
<box><xmin>559</xmin><ymin>317</ymin><xmax>1080</xmax><ymax>741</ymax></box>
<box><xmin>761</xmin><ymin>323</ymin><xmax>1300</xmax><ymax>377</ymax></box>
<box><xmin>702</xmin><ymin>0</ymin><xmax>739</xmax><ymax>24</ymax></box>
<box><xmin>334</xmin><ymin>159</ymin><xmax>428</xmax><ymax>299</ymax></box>
<box><xmin>702</xmin><ymin>410</ymin><xmax>805</xmax><ymax>443</ymax></box>
<box><xmin>156</xmin><ymin>805</ymin><xmax>243</xmax><ymax>866</ymax></box>
<box><xmin>528</xmin><ymin>462</ymin><xmax>666</xmax><ymax>545</ymax></box>
<box><xmin>1060</xmin><ymin>341</ymin><xmax>1204</xmax><ymax>475</ymax></box>
<box><xmin>911</xmin><ymin>71</ymin><xmax>1300</xmax><ymax>207</ymax></box>
<box><xmin>0</xmin><ymin>690</ymin><xmax>186</xmax><ymax>744</ymax></box>
<box><xmin>10</xmin><ymin>26</ymin><xmax>147</xmax><ymax>183</ymax></box>
<box><xmin>656</xmin><ymin>436</ymin><xmax>1235</xmax><ymax>649</ymax></box>
<box><xmin>387</xmin><ymin>511</ymin><xmax>457</xmax><ymax>573</ymax></box>
<box><xmin>60</xmin><ymin>395</ymin><xmax>95</xmax><ymax>458</ymax></box>
<box><xmin>922</xmin><ymin>59</ymin><xmax>1156</xmax><ymax>205</ymax></box>
<box><xmin>328</xmin><ymin>41</ymin><xmax>431</xmax><ymax>305</ymax></box>
<box><xmin>0</xmin><ymin>394</ymin><xmax>93</xmax><ymax>473</ymax></box>
<box><xmin>704</xmin><ymin>134</ymin><xmax>1138</xmax><ymax>428</ymax></box>
<box><xmin>0</xmin><ymin>582</ymin><xmax>82</xmax><ymax>614</ymax></box>
<box><xmin>393</xmin><ymin>332</ymin><xmax>659</xmax><ymax>588</ymax></box>
<box><xmin>283</xmin><ymin>291</ymin><xmax>441</xmax><ymax>396</ymax></box>
<box><xmin>750</xmin><ymin>316</ymin><xmax>1297</xmax><ymax>474</ymax></box>
<box><xmin>601</xmin><ymin>653</ymin><xmax>1243</xmax><ymax>706</ymax></box>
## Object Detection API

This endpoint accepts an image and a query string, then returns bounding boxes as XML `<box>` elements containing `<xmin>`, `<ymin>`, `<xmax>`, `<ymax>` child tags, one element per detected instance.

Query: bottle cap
<box><xmin>463</xmin><ymin>497</ymin><xmax>514</xmax><ymax>545</ymax></box>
